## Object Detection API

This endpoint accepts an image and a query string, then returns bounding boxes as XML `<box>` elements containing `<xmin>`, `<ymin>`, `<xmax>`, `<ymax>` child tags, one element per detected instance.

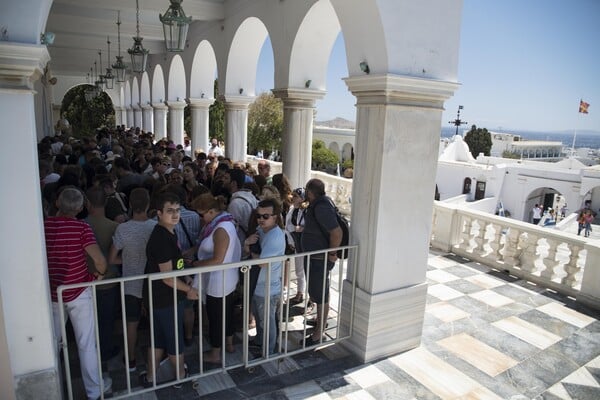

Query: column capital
<box><xmin>141</xmin><ymin>103</ymin><xmax>153</xmax><ymax>111</ymax></box>
<box><xmin>0</xmin><ymin>42</ymin><xmax>50</xmax><ymax>91</ymax></box>
<box><xmin>344</xmin><ymin>73</ymin><xmax>460</xmax><ymax>108</ymax></box>
<box><xmin>272</xmin><ymin>88</ymin><xmax>326</xmax><ymax>107</ymax></box>
<box><xmin>221</xmin><ymin>95</ymin><xmax>254</xmax><ymax>110</ymax></box>
<box><xmin>152</xmin><ymin>102</ymin><xmax>168</xmax><ymax>110</ymax></box>
<box><xmin>125</xmin><ymin>105</ymin><xmax>133</xmax><ymax>111</ymax></box>
<box><xmin>52</xmin><ymin>103</ymin><xmax>61</xmax><ymax>111</ymax></box>
<box><xmin>132</xmin><ymin>103</ymin><xmax>142</xmax><ymax>111</ymax></box>
<box><xmin>187</xmin><ymin>97</ymin><xmax>215</xmax><ymax>109</ymax></box>
<box><xmin>166</xmin><ymin>100</ymin><xmax>187</xmax><ymax>110</ymax></box>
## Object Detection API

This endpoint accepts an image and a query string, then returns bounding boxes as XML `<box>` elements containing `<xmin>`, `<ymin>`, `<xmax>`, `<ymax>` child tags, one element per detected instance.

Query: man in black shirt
<box><xmin>301</xmin><ymin>179</ymin><xmax>343</xmax><ymax>346</ymax></box>
<box><xmin>141</xmin><ymin>192</ymin><xmax>198</xmax><ymax>388</ymax></box>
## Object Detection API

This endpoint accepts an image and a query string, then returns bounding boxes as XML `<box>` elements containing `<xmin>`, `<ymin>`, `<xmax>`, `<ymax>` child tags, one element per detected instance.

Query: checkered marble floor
<box><xmin>71</xmin><ymin>249</ymin><xmax>600</xmax><ymax>399</ymax></box>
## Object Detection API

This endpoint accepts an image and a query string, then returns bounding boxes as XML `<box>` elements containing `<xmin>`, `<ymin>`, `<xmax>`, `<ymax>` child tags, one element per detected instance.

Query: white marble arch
<box><xmin>224</xmin><ymin>17</ymin><xmax>268</xmax><ymax>97</ymax></box>
<box><xmin>286</xmin><ymin>0</ymin><xmax>341</xmax><ymax>90</ymax></box>
<box><xmin>190</xmin><ymin>40</ymin><xmax>218</xmax><ymax>100</ymax></box>
<box><xmin>124</xmin><ymin>80</ymin><xmax>132</xmax><ymax>108</ymax></box>
<box><xmin>167</xmin><ymin>55</ymin><xmax>187</xmax><ymax>102</ymax></box>
<box><xmin>140</xmin><ymin>72</ymin><xmax>151</xmax><ymax>105</ymax></box>
<box><xmin>131</xmin><ymin>77</ymin><xmax>140</xmax><ymax>106</ymax></box>
<box><xmin>329</xmin><ymin>142</ymin><xmax>341</xmax><ymax>159</ymax></box>
<box><xmin>151</xmin><ymin>65</ymin><xmax>166</xmax><ymax>103</ymax></box>
<box><xmin>342</xmin><ymin>142</ymin><xmax>353</xmax><ymax>161</ymax></box>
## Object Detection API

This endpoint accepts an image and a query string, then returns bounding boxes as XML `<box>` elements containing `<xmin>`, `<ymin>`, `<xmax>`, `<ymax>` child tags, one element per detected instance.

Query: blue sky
<box><xmin>256</xmin><ymin>0</ymin><xmax>600</xmax><ymax>133</ymax></box>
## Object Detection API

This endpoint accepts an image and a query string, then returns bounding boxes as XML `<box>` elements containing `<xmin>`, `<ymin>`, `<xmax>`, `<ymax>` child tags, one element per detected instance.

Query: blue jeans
<box><xmin>252</xmin><ymin>295</ymin><xmax>280</xmax><ymax>354</ymax></box>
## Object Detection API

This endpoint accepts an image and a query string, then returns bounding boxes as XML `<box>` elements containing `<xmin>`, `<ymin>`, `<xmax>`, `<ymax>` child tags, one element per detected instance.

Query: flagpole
<box><xmin>571</xmin><ymin>130</ymin><xmax>577</xmax><ymax>158</ymax></box>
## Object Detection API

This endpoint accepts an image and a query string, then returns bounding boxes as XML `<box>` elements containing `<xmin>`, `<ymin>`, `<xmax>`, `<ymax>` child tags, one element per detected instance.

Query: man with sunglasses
<box><xmin>244</xmin><ymin>198</ymin><xmax>285</xmax><ymax>355</ymax></box>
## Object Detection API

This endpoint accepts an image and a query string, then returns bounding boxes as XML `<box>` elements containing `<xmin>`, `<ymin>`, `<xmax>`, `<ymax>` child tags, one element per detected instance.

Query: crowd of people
<box><xmin>39</xmin><ymin>126</ymin><xmax>343</xmax><ymax>397</ymax></box>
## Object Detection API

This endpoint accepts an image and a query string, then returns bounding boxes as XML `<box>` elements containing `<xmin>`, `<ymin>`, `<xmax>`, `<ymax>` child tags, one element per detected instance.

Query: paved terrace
<box><xmin>68</xmin><ymin>250</ymin><xmax>600</xmax><ymax>400</ymax></box>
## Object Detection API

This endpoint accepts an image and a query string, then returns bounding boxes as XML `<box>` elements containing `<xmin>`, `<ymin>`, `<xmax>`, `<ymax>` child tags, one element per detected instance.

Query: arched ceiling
<box><xmin>45</xmin><ymin>0</ymin><xmax>225</xmax><ymax>76</ymax></box>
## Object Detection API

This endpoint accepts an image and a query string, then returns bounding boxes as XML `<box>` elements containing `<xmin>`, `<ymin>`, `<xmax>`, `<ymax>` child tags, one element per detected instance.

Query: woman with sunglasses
<box><xmin>190</xmin><ymin>194</ymin><xmax>241</xmax><ymax>364</ymax></box>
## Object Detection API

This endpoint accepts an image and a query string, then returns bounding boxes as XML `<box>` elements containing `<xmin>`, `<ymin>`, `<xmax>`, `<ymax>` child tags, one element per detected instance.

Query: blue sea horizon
<box><xmin>441</xmin><ymin>126</ymin><xmax>600</xmax><ymax>149</ymax></box>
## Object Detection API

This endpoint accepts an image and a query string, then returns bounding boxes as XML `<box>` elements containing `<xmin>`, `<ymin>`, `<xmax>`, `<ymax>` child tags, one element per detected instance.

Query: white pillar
<box><xmin>273</xmin><ymin>88</ymin><xmax>325</xmax><ymax>188</ymax></box>
<box><xmin>188</xmin><ymin>98</ymin><xmax>214</xmax><ymax>155</ymax></box>
<box><xmin>133</xmin><ymin>104</ymin><xmax>142</xmax><ymax>130</ymax></box>
<box><xmin>167</xmin><ymin>100</ymin><xmax>186</xmax><ymax>146</ymax></box>
<box><xmin>340</xmin><ymin>74</ymin><xmax>459</xmax><ymax>362</ymax></box>
<box><xmin>0</xmin><ymin>42</ymin><xmax>61</xmax><ymax>398</ymax></box>
<box><xmin>114</xmin><ymin>106</ymin><xmax>125</xmax><ymax>127</ymax></box>
<box><xmin>126</xmin><ymin>106</ymin><xmax>133</xmax><ymax>129</ymax></box>
<box><xmin>224</xmin><ymin>95</ymin><xmax>253</xmax><ymax>162</ymax></box>
<box><xmin>141</xmin><ymin>104</ymin><xmax>154</xmax><ymax>134</ymax></box>
<box><xmin>153</xmin><ymin>103</ymin><xmax>168</xmax><ymax>141</ymax></box>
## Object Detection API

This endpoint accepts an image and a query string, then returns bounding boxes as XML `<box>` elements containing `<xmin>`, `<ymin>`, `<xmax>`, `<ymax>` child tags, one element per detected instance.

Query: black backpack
<box><xmin>315</xmin><ymin>197</ymin><xmax>350</xmax><ymax>259</ymax></box>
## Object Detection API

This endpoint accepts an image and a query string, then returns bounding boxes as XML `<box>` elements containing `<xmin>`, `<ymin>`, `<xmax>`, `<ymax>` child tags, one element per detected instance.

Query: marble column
<box><xmin>114</xmin><ymin>106</ymin><xmax>125</xmax><ymax>127</ymax></box>
<box><xmin>141</xmin><ymin>104</ymin><xmax>154</xmax><ymax>134</ymax></box>
<box><xmin>152</xmin><ymin>103</ymin><xmax>168</xmax><ymax>141</ymax></box>
<box><xmin>133</xmin><ymin>104</ymin><xmax>142</xmax><ymax>130</ymax></box>
<box><xmin>0</xmin><ymin>42</ymin><xmax>61</xmax><ymax>398</ymax></box>
<box><xmin>223</xmin><ymin>95</ymin><xmax>254</xmax><ymax>162</ymax></box>
<box><xmin>167</xmin><ymin>100</ymin><xmax>186</xmax><ymax>146</ymax></box>
<box><xmin>272</xmin><ymin>88</ymin><xmax>325</xmax><ymax>188</ymax></box>
<box><xmin>188</xmin><ymin>98</ymin><xmax>214</xmax><ymax>154</ymax></box>
<box><xmin>340</xmin><ymin>74</ymin><xmax>459</xmax><ymax>362</ymax></box>
<box><xmin>126</xmin><ymin>106</ymin><xmax>133</xmax><ymax>129</ymax></box>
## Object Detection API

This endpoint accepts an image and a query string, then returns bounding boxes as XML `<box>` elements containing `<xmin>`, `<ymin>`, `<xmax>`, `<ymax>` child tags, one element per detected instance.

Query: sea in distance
<box><xmin>441</xmin><ymin>127</ymin><xmax>600</xmax><ymax>149</ymax></box>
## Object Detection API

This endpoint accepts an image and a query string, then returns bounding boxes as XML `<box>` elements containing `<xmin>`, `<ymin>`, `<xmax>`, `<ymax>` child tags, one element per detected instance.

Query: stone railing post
<box><xmin>430</xmin><ymin>202</ymin><xmax>462</xmax><ymax>252</ymax></box>
<box><xmin>578</xmin><ymin>242</ymin><xmax>600</xmax><ymax>307</ymax></box>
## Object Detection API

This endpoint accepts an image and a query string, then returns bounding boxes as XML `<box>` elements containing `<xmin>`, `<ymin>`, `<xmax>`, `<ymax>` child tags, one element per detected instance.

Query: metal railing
<box><xmin>57</xmin><ymin>244</ymin><xmax>358</xmax><ymax>399</ymax></box>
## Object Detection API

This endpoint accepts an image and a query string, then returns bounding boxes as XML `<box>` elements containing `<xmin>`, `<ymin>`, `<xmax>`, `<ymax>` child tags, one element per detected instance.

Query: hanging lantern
<box><xmin>160</xmin><ymin>0</ymin><xmax>192</xmax><ymax>52</ymax></box>
<box><xmin>128</xmin><ymin>0</ymin><xmax>149</xmax><ymax>73</ymax></box>
<box><xmin>112</xmin><ymin>11</ymin><xmax>128</xmax><ymax>82</ymax></box>
<box><xmin>104</xmin><ymin>37</ymin><xmax>115</xmax><ymax>90</ymax></box>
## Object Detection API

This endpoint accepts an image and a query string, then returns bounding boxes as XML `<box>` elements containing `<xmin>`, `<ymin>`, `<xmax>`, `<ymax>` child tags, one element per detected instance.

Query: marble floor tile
<box><xmin>492</xmin><ymin>316</ymin><xmax>562</xmax><ymax>349</ymax></box>
<box><xmin>517</xmin><ymin>309</ymin><xmax>579</xmax><ymax>338</ymax></box>
<box><xmin>546</xmin><ymin>383</ymin><xmax>575</xmax><ymax>400</ymax></box>
<box><xmin>425</xmin><ymin>302</ymin><xmax>470</xmax><ymax>323</ymax></box>
<box><xmin>428</xmin><ymin>256</ymin><xmax>459</xmax><ymax>269</ymax></box>
<box><xmin>537</xmin><ymin>302</ymin><xmax>596</xmax><ymax>328</ymax></box>
<box><xmin>426</xmin><ymin>269</ymin><xmax>460</xmax><ymax>283</ymax></box>
<box><xmin>469</xmin><ymin>289</ymin><xmax>515</xmax><ymax>307</ymax></box>
<box><xmin>192</xmin><ymin>372</ymin><xmax>237</xmax><ymax>396</ymax></box>
<box><xmin>389</xmin><ymin>347</ymin><xmax>503</xmax><ymax>400</ymax></box>
<box><xmin>562</xmin><ymin>366</ymin><xmax>600</xmax><ymax>387</ymax></box>
<box><xmin>427</xmin><ymin>284</ymin><xmax>464</xmax><ymax>301</ymax></box>
<box><xmin>443</xmin><ymin>278</ymin><xmax>487</xmax><ymax>294</ymax></box>
<box><xmin>284</xmin><ymin>380</ymin><xmax>328</xmax><ymax>399</ymax></box>
<box><xmin>338</xmin><ymin>389</ymin><xmax>378</xmax><ymax>400</ymax></box>
<box><xmin>441</xmin><ymin>265</ymin><xmax>481</xmax><ymax>278</ymax></box>
<box><xmin>465</xmin><ymin>274</ymin><xmax>505</xmax><ymax>289</ymax></box>
<box><xmin>345</xmin><ymin>364</ymin><xmax>391</xmax><ymax>389</ymax></box>
<box><xmin>436</xmin><ymin>333</ymin><xmax>518</xmax><ymax>377</ymax></box>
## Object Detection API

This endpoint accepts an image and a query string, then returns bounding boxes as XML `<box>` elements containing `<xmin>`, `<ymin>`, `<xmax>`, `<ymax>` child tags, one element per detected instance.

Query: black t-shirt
<box><xmin>145</xmin><ymin>224</ymin><xmax>185</xmax><ymax>308</ymax></box>
<box><xmin>301</xmin><ymin>196</ymin><xmax>339</xmax><ymax>253</ymax></box>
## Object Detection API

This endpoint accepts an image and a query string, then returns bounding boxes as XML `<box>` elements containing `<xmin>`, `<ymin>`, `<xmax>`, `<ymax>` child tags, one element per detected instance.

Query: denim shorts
<box><xmin>305</xmin><ymin>257</ymin><xmax>333</xmax><ymax>304</ymax></box>
<box><xmin>152</xmin><ymin>302</ymin><xmax>184</xmax><ymax>355</ymax></box>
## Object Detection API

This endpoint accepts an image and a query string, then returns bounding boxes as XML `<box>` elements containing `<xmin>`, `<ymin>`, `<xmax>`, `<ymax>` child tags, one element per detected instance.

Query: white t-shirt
<box><xmin>532</xmin><ymin>207</ymin><xmax>542</xmax><ymax>219</ymax></box>
<box><xmin>194</xmin><ymin>219</ymin><xmax>240</xmax><ymax>298</ymax></box>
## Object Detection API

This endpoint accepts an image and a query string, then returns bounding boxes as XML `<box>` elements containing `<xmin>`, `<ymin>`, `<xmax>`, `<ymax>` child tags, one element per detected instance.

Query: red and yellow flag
<box><xmin>579</xmin><ymin>100</ymin><xmax>590</xmax><ymax>114</ymax></box>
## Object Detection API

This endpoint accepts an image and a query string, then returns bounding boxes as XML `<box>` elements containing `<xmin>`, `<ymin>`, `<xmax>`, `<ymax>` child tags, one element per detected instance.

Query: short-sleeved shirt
<box><xmin>113</xmin><ymin>219</ymin><xmax>157</xmax><ymax>298</ymax></box>
<box><xmin>254</xmin><ymin>226</ymin><xmax>285</xmax><ymax>297</ymax></box>
<box><xmin>145</xmin><ymin>224</ymin><xmax>185</xmax><ymax>308</ymax></box>
<box><xmin>174</xmin><ymin>207</ymin><xmax>201</xmax><ymax>253</ymax></box>
<box><xmin>301</xmin><ymin>196</ymin><xmax>339</xmax><ymax>253</ymax></box>
<box><xmin>45</xmin><ymin>216</ymin><xmax>96</xmax><ymax>302</ymax></box>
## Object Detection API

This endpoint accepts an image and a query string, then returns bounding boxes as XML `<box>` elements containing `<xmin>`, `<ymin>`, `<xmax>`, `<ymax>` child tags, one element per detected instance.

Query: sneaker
<box><xmin>173</xmin><ymin>364</ymin><xmax>188</xmax><ymax>389</ymax></box>
<box><xmin>123</xmin><ymin>357</ymin><xmax>136</xmax><ymax>372</ymax></box>
<box><xmin>95</xmin><ymin>376</ymin><xmax>112</xmax><ymax>399</ymax></box>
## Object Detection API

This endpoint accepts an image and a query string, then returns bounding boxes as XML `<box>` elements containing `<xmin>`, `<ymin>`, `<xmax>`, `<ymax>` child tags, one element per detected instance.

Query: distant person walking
<box><xmin>532</xmin><ymin>204</ymin><xmax>542</xmax><ymax>225</ymax></box>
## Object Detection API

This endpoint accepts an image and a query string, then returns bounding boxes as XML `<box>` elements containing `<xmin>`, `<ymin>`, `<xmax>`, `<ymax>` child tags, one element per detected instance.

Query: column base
<box><xmin>340</xmin><ymin>280</ymin><xmax>427</xmax><ymax>363</ymax></box>
<box><xmin>14</xmin><ymin>367</ymin><xmax>61</xmax><ymax>400</ymax></box>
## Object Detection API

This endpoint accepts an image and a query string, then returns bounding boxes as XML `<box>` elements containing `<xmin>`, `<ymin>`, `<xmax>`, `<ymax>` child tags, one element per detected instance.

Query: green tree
<box><xmin>502</xmin><ymin>150</ymin><xmax>521</xmax><ymax>159</ymax></box>
<box><xmin>464</xmin><ymin>125</ymin><xmax>492</xmax><ymax>158</ymax></box>
<box><xmin>312</xmin><ymin>140</ymin><xmax>339</xmax><ymax>171</ymax></box>
<box><xmin>247</xmin><ymin>92</ymin><xmax>283</xmax><ymax>155</ymax></box>
<box><xmin>61</xmin><ymin>85</ymin><xmax>114</xmax><ymax>138</ymax></box>
<box><xmin>209</xmin><ymin>79</ymin><xmax>225</xmax><ymax>143</ymax></box>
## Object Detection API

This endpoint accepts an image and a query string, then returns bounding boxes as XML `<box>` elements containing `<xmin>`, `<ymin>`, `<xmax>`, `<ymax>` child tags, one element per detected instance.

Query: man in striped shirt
<box><xmin>45</xmin><ymin>187</ymin><xmax>111</xmax><ymax>399</ymax></box>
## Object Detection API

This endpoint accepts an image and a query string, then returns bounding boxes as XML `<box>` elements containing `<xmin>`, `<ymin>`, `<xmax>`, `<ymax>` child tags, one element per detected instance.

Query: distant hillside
<box><xmin>315</xmin><ymin>117</ymin><xmax>355</xmax><ymax>129</ymax></box>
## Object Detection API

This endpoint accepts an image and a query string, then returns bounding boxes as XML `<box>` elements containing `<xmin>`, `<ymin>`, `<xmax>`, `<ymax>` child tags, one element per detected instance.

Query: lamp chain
<box><xmin>136</xmin><ymin>0</ymin><xmax>141</xmax><ymax>38</ymax></box>
<box><xmin>117</xmin><ymin>11</ymin><xmax>122</xmax><ymax>56</ymax></box>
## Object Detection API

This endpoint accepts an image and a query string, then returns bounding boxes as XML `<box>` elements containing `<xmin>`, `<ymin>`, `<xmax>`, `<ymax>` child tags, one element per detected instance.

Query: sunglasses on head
<box><xmin>256</xmin><ymin>213</ymin><xmax>274</xmax><ymax>220</ymax></box>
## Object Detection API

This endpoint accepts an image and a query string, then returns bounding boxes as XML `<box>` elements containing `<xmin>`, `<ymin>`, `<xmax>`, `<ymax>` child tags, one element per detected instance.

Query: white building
<box><xmin>436</xmin><ymin>134</ymin><xmax>600</xmax><ymax>222</ymax></box>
